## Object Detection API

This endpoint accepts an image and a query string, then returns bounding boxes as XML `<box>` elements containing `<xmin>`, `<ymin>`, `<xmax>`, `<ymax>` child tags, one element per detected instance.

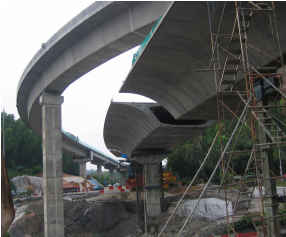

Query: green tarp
<box><xmin>132</xmin><ymin>15</ymin><xmax>163</xmax><ymax>66</ymax></box>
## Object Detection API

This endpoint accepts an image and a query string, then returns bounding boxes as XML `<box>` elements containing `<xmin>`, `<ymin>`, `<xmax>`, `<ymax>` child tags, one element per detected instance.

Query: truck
<box><xmin>126</xmin><ymin>174</ymin><xmax>143</xmax><ymax>191</ymax></box>
<box><xmin>63</xmin><ymin>182</ymin><xmax>80</xmax><ymax>193</ymax></box>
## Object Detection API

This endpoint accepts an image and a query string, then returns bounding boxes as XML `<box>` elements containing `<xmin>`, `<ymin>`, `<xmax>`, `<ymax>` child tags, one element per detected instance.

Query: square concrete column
<box><xmin>135</xmin><ymin>153</ymin><xmax>166</xmax><ymax>217</ymax></box>
<box><xmin>145</xmin><ymin>162</ymin><xmax>160</xmax><ymax>217</ymax></box>
<box><xmin>73</xmin><ymin>158</ymin><xmax>90</xmax><ymax>178</ymax></box>
<box><xmin>79</xmin><ymin>162</ymin><xmax>86</xmax><ymax>178</ymax></box>
<box><xmin>40</xmin><ymin>93</ymin><xmax>64</xmax><ymax>237</ymax></box>
<box><xmin>97</xmin><ymin>164</ymin><xmax>102</xmax><ymax>176</ymax></box>
<box><xmin>120</xmin><ymin>172</ymin><xmax>126</xmax><ymax>185</ymax></box>
<box><xmin>110</xmin><ymin>168</ymin><xmax>114</xmax><ymax>182</ymax></box>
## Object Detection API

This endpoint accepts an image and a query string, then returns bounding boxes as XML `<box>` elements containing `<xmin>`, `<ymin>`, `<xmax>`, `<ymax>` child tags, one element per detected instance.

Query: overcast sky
<box><xmin>1</xmin><ymin>1</ymin><xmax>155</xmax><ymax>170</ymax></box>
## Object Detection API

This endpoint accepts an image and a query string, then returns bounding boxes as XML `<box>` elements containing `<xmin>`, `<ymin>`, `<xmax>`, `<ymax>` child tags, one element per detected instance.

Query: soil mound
<box><xmin>9</xmin><ymin>195</ymin><xmax>138</xmax><ymax>237</ymax></box>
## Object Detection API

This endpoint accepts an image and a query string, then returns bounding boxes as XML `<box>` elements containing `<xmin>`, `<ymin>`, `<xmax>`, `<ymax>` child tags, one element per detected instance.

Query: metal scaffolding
<box><xmin>159</xmin><ymin>2</ymin><xmax>286</xmax><ymax>237</ymax></box>
<box><xmin>208</xmin><ymin>1</ymin><xmax>286</xmax><ymax>236</ymax></box>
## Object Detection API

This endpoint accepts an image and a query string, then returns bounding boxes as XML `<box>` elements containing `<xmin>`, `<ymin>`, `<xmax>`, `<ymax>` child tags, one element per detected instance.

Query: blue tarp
<box><xmin>121</xmin><ymin>153</ymin><xmax>128</xmax><ymax>158</ymax></box>
<box><xmin>88</xmin><ymin>179</ymin><xmax>103</xmax><ymax>190</ymax></box>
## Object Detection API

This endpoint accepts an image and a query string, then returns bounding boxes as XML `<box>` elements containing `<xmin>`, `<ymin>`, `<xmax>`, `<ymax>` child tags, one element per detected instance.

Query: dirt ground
<box><xmin>9</xmin><ymin>187</ymin><xmax>276</xmax><ymax>237</ymax></box>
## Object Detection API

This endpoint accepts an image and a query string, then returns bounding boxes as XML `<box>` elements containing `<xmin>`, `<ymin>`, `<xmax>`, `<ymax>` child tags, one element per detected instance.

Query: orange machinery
<box><xmin>63</xmin><ymin>182</ymin><xmax>80</xmax><ymax>193</ymax></box>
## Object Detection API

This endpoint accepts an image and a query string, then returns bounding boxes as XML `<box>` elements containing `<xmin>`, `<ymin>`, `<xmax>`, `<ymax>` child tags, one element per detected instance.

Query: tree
<box><xmin>9</xmin><ymin>180</ymin><xmax>17</xmax><ymax>192</ymax></box>
<box><xmin>1</xmin><ymin>112</ymin><xmax>80</xmax><ymax>178</ymax></box>
<box><xmin>62</xmin><ymin>152</ymin><xmax>79</xmax><ymax>176</ymax></box>
<box><xmin>167</xmin><ymin>99</ymin><xmax>286</xmax><ymax>183</ymax></box>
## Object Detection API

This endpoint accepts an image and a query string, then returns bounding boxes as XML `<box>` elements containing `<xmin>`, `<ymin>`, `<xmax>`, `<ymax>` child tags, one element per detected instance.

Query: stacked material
<box><xmin>12</xmin><ymin>174</ymin><xmax>96</xmax><ymax>193</ymax></box>
<box><xmin>11</xmin><ymin>176</ymin><xmax>43</xmax><ymax>190</ymax></box>
<box><xmin>63</xmin><ymin>175</ymin><xmax>94</xmax><ymax>191</ymax></box>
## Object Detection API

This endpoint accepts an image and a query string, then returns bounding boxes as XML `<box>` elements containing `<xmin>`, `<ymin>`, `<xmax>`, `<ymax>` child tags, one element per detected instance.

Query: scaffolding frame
<box><xmin>209</xmin><ymin>1</ymin><xmax>286</xmax><ymax>236</ymax></box>
<box><xmin>159</xmin><ymin>2</ymin><xmax>286</xmax><ymax>237</ymax></box>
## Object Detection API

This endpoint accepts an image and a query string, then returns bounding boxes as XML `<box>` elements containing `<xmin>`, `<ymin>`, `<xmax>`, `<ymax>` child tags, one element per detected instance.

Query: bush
<box><xmin>31</xmin><ymin>165</ymin><xmax>42</xmax><ymax>175</ymax></box>
<box><xmin>280</xmin><ymin>204</ymin><xmax>286</xmax><ymax>224</ymax></box>
<box><xmin>7</xmin><ymin>168</ymin><xmax>18</xmax><ymax>179</ymax></box>
<box><xmin>230</xmin><ymin>213</ymin><xmax>262</xmax><ymax>230</ymax></box>
<box><xmin>16</xmin><ymin>165</ymin><xmax>25</xmax><ymax>174</ymax></box>
<box><xmin>212</xmin><ymin>173</ymin><xmax>221</xmax><ymax>185</ymax></box>
<box><xmin>9</xmin><ymin>180</ymin><xmax>17</xmax><ymax>191</ymax></box>
<box><xmin>229</xmin><ymin>209</ymin><xmax>286</xmax><ymax>232</ymax></box>
<box><xmin>180</xmin><ymin>178</ymin><xmax>191</xmax><ymax>186</ymax></box>
<box><xmin>26</xmin><ymin>188</ymin><xmax>33</xmax><ymax>196</ymax></box>
<box><xmin>169</xmin><ymin>181</ymin><xmax>178</xmax><ymax>187</ymax></box>
<box><xmin>4</xmin><ymin>231</ymin><xmax>10</xmax><ymax>237</ymax></box>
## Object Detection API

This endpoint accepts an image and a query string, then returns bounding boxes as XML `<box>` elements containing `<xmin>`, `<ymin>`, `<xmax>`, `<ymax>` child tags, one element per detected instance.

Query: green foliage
<box><xmin>230</xmin><ymin>215</ymin><xmax>253</xmax><ymax>230</ymax></box>
<box><xmin>26</xmin><ymin>188</ymin><xmax>33</xmax><ymax>196</ymax></box>
<box><xmin>169</xmin><ymin>181</ymin><xmax>178</xmax><ymax>187</ymax></box>
<box><xmin>62</xmin><ymin>152</ymin><xmax>79</xmax><ymax>176</ymax></box>
<box><xmin>279</xmin><ymin>204</ymin><xmax>286</xmax><ymax>224</ymax></box>
<box><xmin>230</xmin><ymin>206</ymin><xmax>286</xmax><ymax>231</ymax></box>
<box><xmin>2</xmin><ymin>112</ymin><xmax>43</xmax><ymax>178</ymax></box>
<box><xmin>4</xmin><ymin>230</ymin><xmax>10</xmax><ymax>237</ymax></box>
<box><xmin>1</xmin><ymin>112</ymin><xmax>80</xmax><ymax>178</ymax></box>
<box><xmin>179</xmin><ymin>177</ymin><xmax>196</xmax><ymax>186</ymax></box>
<box><xmin>167</xmin><ymin>99</ymin><xmax>286</xmax><ymax>182</ymax></box>
<box><xmin>230</xmin><ymin>213</ymin><xmax>263</xmax><ymax>231</ymax></box>
<box><xmin>167</xmin><ymin>137</ymin><xmax>201</xmax><ymax>179</ymax></box>
<box><xmin>89</xmin><ymin>170</ymin><xmax>122</xmax><ymax>186</ymax></box>
<box><xmin>9</xmin><ymin>180</ymin><xmax>17</xmax><ymax>191</ymax></box>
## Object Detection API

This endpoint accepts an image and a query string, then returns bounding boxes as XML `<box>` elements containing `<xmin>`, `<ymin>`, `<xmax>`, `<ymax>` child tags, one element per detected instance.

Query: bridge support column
<box><xmin>97</xmin><ymin>164</ymin><xmax>102</xmax><ymax>176</ymax></box>
<box><xmin>79</xmin><ymin>162</ymin><xmax>86</xmax><ymax>178</ymax></box>
<box><xmin>73</xmin><ymin>158</ymin><xmax>91</xmax><ymax>178</ymax></box>
<box><xmin>91</xmin><ymin>161</ymin><xmax>106</xmax><ymax>177</ymax></box>
<box><xmin>135</xmin><ymin>152</ymin><xmax>166</xmax><ymax>217</ymax></box>
<box><xmin>110</xmin><ymin>168</ymin><xmax>114</xmax><ymax>182</ymax></box>
<box><xmin>120</xmin><ymin>172</ymin><xmax>126</xmax><ymax>185</ymax></box>
<box><xmin>40</xmin><ymin>93</ymin><xmax>64</xmax><ymax>237</ymax></box>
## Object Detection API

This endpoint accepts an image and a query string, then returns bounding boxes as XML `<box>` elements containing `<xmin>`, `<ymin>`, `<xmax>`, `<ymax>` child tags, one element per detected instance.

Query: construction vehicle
<box><xmin>160</xmin><ymin>172</ymin><xmax>177</xmax><ymax>189</ymax></box>
<box><xmin>126</xmin><ymin>174</ymin><xmax>143</xmax><ymax>191</ymax></box>
<box><xmin>63</xmin><ymin>182</ymin><xmax>80</xmax><ymax>193</ymax></box>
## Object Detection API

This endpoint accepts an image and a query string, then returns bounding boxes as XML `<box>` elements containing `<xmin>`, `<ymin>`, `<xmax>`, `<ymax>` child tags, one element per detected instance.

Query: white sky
<box><xmin>0</xmin><ymin>1</ymin><xmax>155</xmax><ymax>170</ymax></box>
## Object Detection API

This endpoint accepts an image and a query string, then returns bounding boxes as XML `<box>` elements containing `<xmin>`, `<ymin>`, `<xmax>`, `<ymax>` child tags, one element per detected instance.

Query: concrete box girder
<box><xmin>104</xmin><ymin>102</ymin><xmax>214</xmax><ymax>158</ymax></box>
<box><xmin>120</xmin><ymin>1</ymin><xmax>286</xmax><ymax>120</ymax></box>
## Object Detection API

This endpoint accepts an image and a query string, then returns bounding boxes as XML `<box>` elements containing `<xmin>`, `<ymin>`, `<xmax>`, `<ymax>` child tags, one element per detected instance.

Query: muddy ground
<box><xmin>9</xmin><ymin>187</ymin><xmax>273</xmax><ymax>237</ymax></box>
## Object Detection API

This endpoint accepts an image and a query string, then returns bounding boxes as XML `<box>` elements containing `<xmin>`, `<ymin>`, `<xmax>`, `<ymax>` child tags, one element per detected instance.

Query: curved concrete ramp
<box><xmin>120</xmin><ymin>2</ymin><xmax>286</xmax><ymax>120</ymax></box>
<box><xmin>104</xmin><ymin>102</ymin><xmax>214</xmax><ymax>157</ymax></box>
<box><xmin>16</xmin><ymin>1</ymin><xmax>171</xmax><ymax>140</ymax></box>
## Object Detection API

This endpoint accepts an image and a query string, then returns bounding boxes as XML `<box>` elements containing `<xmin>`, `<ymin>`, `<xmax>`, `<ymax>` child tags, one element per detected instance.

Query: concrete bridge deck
<box><xmin>16</xmin><ymin>1</ymin><xmax>171</xmax><ymax>151</ymax></box>
<box><xmin>120</xmin><ymin>2</ymin><xmax>286</xmax><ymax>120</ymax></box>
<box><xmin>104</xmin><ymin>102</ymin><xmax>214</xmax><ymax>158</ymax></box>
<box><xmin>16</xmin><ymin>3</ymin><xmax>171</xmax><ymax>235</ymax></box>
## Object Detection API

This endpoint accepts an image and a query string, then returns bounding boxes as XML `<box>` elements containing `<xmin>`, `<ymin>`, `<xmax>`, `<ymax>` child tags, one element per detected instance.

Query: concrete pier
<box><xmin>120</xmin><ymin>172</ymin><xmax>126</xmax><ymax>185</ymax></box>
<box><xmin>110</xmin><ymin>168</ymin><xmax>114</xmax><ymax>182</ymax></box>
<box><xmin>135</xmin><ymin>152</ymin><xmax>166</xmax><ymax>217</ymax></box>
<box><xmin>145</xmin><ymin>162</ymin><xmax>161</xmax><ymax>217</ymax></box>
<box><xmin>73</xmin><ymin>158</ymin><xmax>90</xmax><ymax>178</ymax></box>
<box><xmin>97</xmin><ymin>164</ymin><xmax>102</xmax><ymax>176</ymax></box>
<box><xmin>40</xmin><ymin>93</ymin><xmax>64</xmax><ymax>237</ymax></box>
